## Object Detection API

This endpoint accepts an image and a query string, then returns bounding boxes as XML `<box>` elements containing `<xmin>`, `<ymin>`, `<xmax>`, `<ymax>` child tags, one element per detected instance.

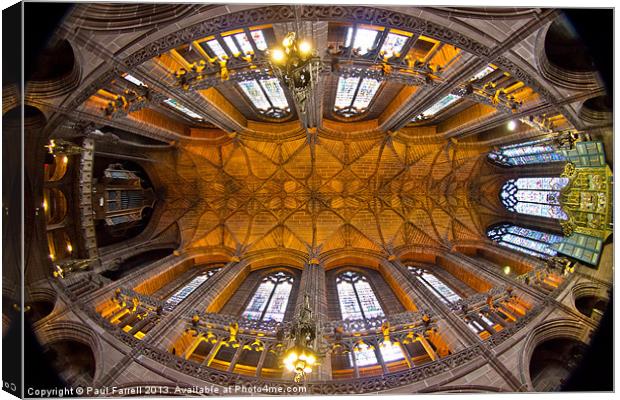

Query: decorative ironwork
<box><xmin>102</xmin><ymin>85</ymin><xmax>165</xmax><ymax>118</ymax></box>
<box><xmin>283</xmin><ymin>294</ymin><xmax>320</xmax><ymax>382</ymax></box>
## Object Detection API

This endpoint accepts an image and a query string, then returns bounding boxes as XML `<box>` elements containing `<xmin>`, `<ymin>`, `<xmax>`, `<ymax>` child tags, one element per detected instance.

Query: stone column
<box><xmin>290</xmin><ymin>260</ymin><xmax>331</xmax><ymax>380</ymax></box>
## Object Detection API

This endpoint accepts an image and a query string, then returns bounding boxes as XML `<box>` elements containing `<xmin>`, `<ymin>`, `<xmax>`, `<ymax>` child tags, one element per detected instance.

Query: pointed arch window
<box><xmin>334</xmin><ymin>76</ymin><xmax>381</xmax><ymax>117</ymax></box>
<box><xmin>336</xmin><ymin>271</ymin><xmax>406</xmax><ymax>365</ymax></box>
<box><xmin>488</xmin><ymin>137</ymin><xmax>567</xmax><ymax>166</ymax></box>
<box><xmin>164</xmin><ymin>268</ymin><xmax>221</xmax><ymax>311</ymax></box>
<box><xmin>243</xmin><ymin>271</ymin><xmax>293</xmax><ymax>322</ymax></box>
<box><xmin>487</xmin><ymin>224</ymin><xmax>563</xmax><ymax>259</ymax></box>
<box><xmin>238</xmin><ymin>78</ymin><xmax>290</xmax><ymax>119</ymax></box>
<box><xmin>407</xmin><ymin>266</ymin><xmax>462</xmax><ymax>304</ymax></box>
<box><xmin>414</xmin><ymin>93</ymin><xmax>462</xmax><ymax>121</ymax></box>
<box><xmin>500</xmin><ymin>177</ymin><xmax>569</xmax><ymax>220</ymax></box>
<box><xmin>336</xmin><ymin>271</ymin><xmax>384</xmax><ymax>320</ymax></box>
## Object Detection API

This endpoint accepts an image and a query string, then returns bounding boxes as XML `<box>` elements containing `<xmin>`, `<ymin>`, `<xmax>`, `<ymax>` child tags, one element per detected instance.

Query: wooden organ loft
<box><xmin>9</xmin><ymin>3</ymin><xmax>613</xmax><ymax>395</ymax></box>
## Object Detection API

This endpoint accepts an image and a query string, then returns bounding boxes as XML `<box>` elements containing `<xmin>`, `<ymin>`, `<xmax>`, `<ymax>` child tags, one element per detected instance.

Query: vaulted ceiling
<box><xmin>146</xmin><ymin>135</ymin><xmax>485</xmax><ymax>258</ymax></box>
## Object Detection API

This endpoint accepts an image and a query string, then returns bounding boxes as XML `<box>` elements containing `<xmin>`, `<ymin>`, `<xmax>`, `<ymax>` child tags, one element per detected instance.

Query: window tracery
<box><xmin>238</xmin><ymin>78</ymin><xmax>290</xmax><ymax>119</ymax></box>
<box><xmin>333</xmin><ymin>76</ymin><xmax>381</xmax><ymax>118</ymax></box>
<box><xmin>500</xmin><ymin>177</ymin><xmax>569</xmax><ymax>220</ymax></box>
<box><xmin>164</xmin><ymin>268</ymin><xmax>221</xmax><ymax>311</ymax></box>
<box><xmin>336</xmin><ymin>271</ymin><xmax>384</xmax><ymax>320</ymax></box>
<box><xmin>488</xmin><ymin>137</ymin><xmax>567</xmax><ymax>166</ymax></box>
<box><xmin>407</xmin><ymin>266</ymin><xmax>462</xmax><ymax>304</ymax></box>
<box><xmin>487</xmin><ymin>224</ymin><xmax>563</xmax><ymax>259</ymax></box>
<box><xmin>243</xmin><ymin>271</ymin><xmax>294</xmax><ymax>322</ymax></box>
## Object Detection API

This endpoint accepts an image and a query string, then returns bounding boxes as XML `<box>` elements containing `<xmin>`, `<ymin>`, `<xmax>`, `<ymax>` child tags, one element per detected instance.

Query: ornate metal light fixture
<box><xmin>268</xmin><ymin>31</ymin><xmax>321</xmax><ymax>116</ymax></box>
<box><xmin>282</xmin><ymin>294</ymin><xmax>320</xmax><ymax>382</ymax></box>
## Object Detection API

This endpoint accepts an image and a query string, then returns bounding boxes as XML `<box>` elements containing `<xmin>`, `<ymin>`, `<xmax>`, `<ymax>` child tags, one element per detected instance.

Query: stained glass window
<box><xmin>345</xmin><ymin>27</ymin><xmax>379</xmax><ymax>55</ymax></box>
<box><xmin>352</xmin><ymin>343</ymin><xmax>378</xmax><ymax>366</ymax></box>
<box><xmin>467</xmin><ymin>319</ymin><xmax>485</xmax><ymax>334</ymax></box>
<box><xmin>123</xmin><ymin>74</ymin><xmax>147</xmax><ymax>87</ymax></box>
<box><xmin>500</xmin><ymin>177</ymin><xmax>569</xmax><ymax>220</ymax></box>
<box><xmin>349</xmin><ymin>341</ymin><xmax>405</xmax><ymax>367</ymax></box>
<box><xmin>488</xmin><ymin>137</ymin><xmax>567</xmax><ymax>166</ymax></box>
<box><xmin>470</xmin><ymin>65</ymin><xmax>495</xmax><ymax>81</ymax></box>
<box><xmin>416</xmin><ymin>94</ymin><xmax>461</xmax><ymax>120</ymax></box>
<box><xmin>408</xmin><ymin>266</ymin><xmax>462</xmax><ymax>304</ymax></box>
<box><xmin>215</xmin><ymin>29</ymin><xmax>268</xmax><ymax>57</ymax></box>
<box><xmin>222</xmin><ymin>36</ymin><xmax>241</xmax><ymax>56</ymax></box>
<box><xmin>238</xmin><ymin>78</ymin><xmax>290</xmax><ymax>118</ymax></box>
<box><xmin>333</xmin><ymin>76</ymin><xmax>381</xmax><ymax>117</ymax></box>
<box><xmin>206</xmin><ymin>39</ymin><xmax>228</xmax><ymax>59</ymax></box>
<box><xmin>163</xmin><ymin>98</ymin><xmax>203</xmax><ymax>120</ymax></box>
<box><xmin>250</xmin><ymin>30</ymin><xmax>268</xmax><ymax>51</ymax></box>
<box><xmin>164</xmin><ymin>269</ymin><xmax>221</xmax><ymax>311</ymax></box>
<box><xmin>243</xmin><ymin>271</ymin><xmax>293</xmax><ymax>322</ymax></box>
<box><xmin>233</xmin><ymin>33</ymin><xmax>254</xmax><ymax>54</ymax></box>
<box><xmin>336</xmin><ymin>271</ymin><xmax>384</xmax><ymax>321</ymax></box>
<box><xmin>379</xmin><ymin>341</ymin><xmax>405</xmax><ymax>362</ymax></box>
<box><xmin>487</xmin><ymin>224</ymin><xmax>564</xmax><ymax>259</ymax></box>
<box><xmin>381</xmin><ymin>32</ymin><xmax>408</xmax><ymax>58</ymax></box>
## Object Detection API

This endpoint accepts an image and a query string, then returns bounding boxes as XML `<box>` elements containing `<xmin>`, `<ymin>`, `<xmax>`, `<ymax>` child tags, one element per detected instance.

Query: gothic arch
<box><xmin>35</xmin><ymin>320</ymin><xmax>104</xmax><ymax>385</ymax></box>
<box><xmin>220</xmin><ymin>266</ymin><xmax>301</xmax><ymax>322</ymax></box>
<box><xmin>26</xmin><ymin>39</ymin><xmax>81</xmax><ymax>99</ymax></box>
<box><xmin>571</xmin><ymin>282</ymin><xmax>610</xmax><ymax>319</ymax></box>
<box><xmin>578</xmin><ymin>95</ymin><xmax>612</xmax><ymax>125</ymax></box>
<box><xmin>25</xmin><ymin>286</ymin><xmax>58</xmax><ymax>325</ymax></box>
<box><xmin>518</xmin><ymin>319</ymin><xmax>590</xmax><ymax>390</ymax></box>
<box><xmin>536</xmin><ymin>17</ymin><xmax>599</xmax><ymax>90</ymax></box>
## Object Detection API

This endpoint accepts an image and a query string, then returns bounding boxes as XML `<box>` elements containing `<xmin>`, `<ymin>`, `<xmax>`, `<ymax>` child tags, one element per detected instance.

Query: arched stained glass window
<box><xmin>238</xmin><ymin>78</ymin><xmax>290</xmax><ymax>119</ymax></box>
<box><xmin>336</xmin><ymin>271</ymin><xmax>406</xmax><ymax>365</ymax></box>
<box><xmin>407</xmin><ymin>266</ymin><xmax>462</xmax><ymax>304</ymax></box>
<box><xmin>333</xmin><ymin>76</ymin><xmax>381</xmax><ymax>118</ymax></box>
<box><xmin>500</xmin><ymin>177</ymin><xmax>570</xmax><ymax>220</ymax></box>
<box><xmin>336</xmin><ymin>271</ymin><xmax>384</xmax><ymax>320</ymax></box>
<box><xmin>488</xmin><ymin>137</ymin><xmax>567</xmax><ymax>166</ymax></box>
<box><xmin>164</xmin><ymin>268</ymin><xmax>221</xmax><ymax>311</ymax></box>
<box><xmin>487</xmin><ymin>224</ymin><xmax>563</xmax><ymax>259</ymax></box>
<box><xmin>243</xmin><ymin>271</ymin><xmax>293</xmax><ymax>322</ymax></box>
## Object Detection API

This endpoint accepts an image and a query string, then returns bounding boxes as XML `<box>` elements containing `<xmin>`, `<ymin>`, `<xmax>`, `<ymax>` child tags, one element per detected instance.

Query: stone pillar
<box><xmin>255</xmin><ymin>348</ymin><xmax>268</xmax><ymax>377</ymax></box>
<box><xmin>291</xmin><ymin>260</ymin><xmax>331</xmax><ymax>380</ymax></box>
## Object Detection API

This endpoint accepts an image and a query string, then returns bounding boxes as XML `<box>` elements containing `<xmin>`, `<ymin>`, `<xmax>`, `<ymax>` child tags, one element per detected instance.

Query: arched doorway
<box><xmin>528</xmin><ymin>338</ymin><xmax>587</xmax><ymax>391</ymax></box>
<box><xmin>44</xmin><ymin>340</ymin><xmax>96</xmax><ymax>387</ymax></box>
<box><xmin>575</xmin><ymin>295</ymin><xmax>608</xmax><ymax>321</ymax></box>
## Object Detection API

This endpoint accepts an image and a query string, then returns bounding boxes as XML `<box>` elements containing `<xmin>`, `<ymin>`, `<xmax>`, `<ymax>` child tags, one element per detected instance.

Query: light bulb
<box><xmin>271</xmin><ymin>48</ymin><xmax>286</xmax><ymax>64</ymax></box>
<box><xmin>282</xmin><ymin>33</ymin><xmax>295</xmax><ymax>49</ymax></box>
<box><xmin>298</xmin><ymin>40</ymin><xmax>312</xmax><ymax>56</ymax></box>
<box><xmin>62</xmin><ymin>155</ymin><xmax>69</xmax><ymax>164</ymax></box>
<box><xmin>67</xmin><ymin>243</ymin><xmax>73</xmax><ymax>253</ymax></box>
<box><xmin>507</xmin><ymin>120</ymin><xmax>517</xmax><ymax>131</ymax></box>
<box><xmin>503</xmin><ymin>266</ymin><xmax>511</xmax><ymax>275</ymax></box>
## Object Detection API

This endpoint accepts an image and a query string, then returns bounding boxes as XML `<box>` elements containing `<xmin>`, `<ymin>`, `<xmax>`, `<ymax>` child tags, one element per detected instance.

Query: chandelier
<box><xmin>282</xmin><ymin>294</ymin><xmax>320</xmax><ymax>382</ymax></box>
<box><xmin>268</xmin><ymin>31</ymin><xmax>321</xmax><ymax>117</ymax></box>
